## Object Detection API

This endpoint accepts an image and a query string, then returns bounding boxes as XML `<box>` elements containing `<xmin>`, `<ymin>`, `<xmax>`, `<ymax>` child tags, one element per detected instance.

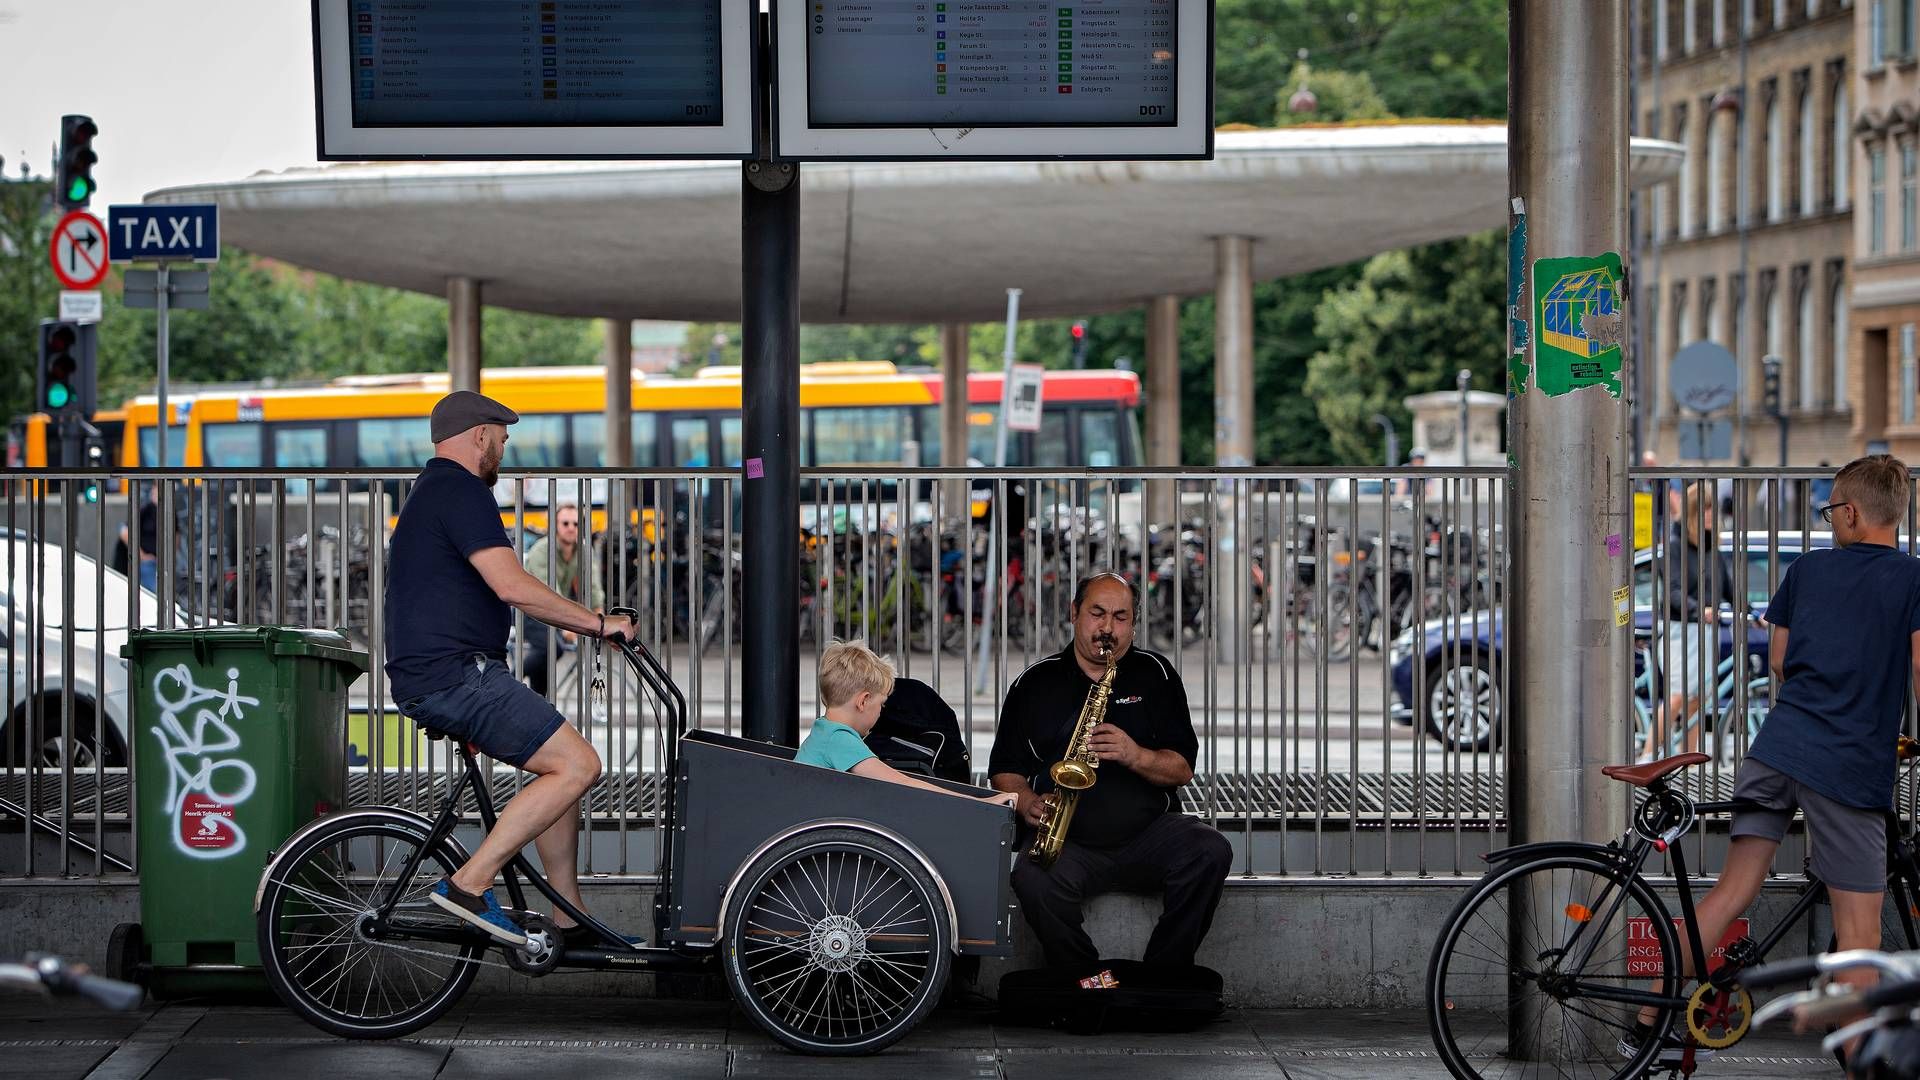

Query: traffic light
<box><xmin>37</xmin><ymin>320</ymin><xmax>96</xmax><ymax>419</ymax></box>
<box><xmin>1761</xmin><ymin>355</ymin><xmax>1782</xmax><ymax>418</ymax></box>
<box><xmin>55</xmin><ymin>114</ymin><xmax>98</xmax><ymax>210</ymax></box>
<box><xmin>1070</xmin><ymin>320</ymin><xmax>1088</xmax><ymax>369</ymax></box>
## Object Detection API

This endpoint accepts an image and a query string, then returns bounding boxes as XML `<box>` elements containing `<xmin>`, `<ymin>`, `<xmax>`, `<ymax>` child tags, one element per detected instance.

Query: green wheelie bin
<box><xmin>111</xmin><ymin>626</ymin><xmax>367</xmax><ymax>991</ymax></box>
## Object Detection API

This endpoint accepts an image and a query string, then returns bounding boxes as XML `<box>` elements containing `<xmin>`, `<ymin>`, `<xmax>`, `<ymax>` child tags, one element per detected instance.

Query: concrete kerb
<box><xmin>0</xmin><ymin>875</ymin><xmax>1832</xmax><ymax>1008</ymax></box>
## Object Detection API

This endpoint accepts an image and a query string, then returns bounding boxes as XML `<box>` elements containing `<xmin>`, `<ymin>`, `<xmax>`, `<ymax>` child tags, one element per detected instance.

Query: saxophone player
<box><xmin>989</xmin><ymin>572</ymin><xmax>1234</xmax><ymax>975</ymax></box>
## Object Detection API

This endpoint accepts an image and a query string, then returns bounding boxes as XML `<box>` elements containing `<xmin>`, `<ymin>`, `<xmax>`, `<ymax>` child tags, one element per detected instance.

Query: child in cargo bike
<box><xmin>796</xmin><ymin>641</ymin><xmax>1016</xmax><ymax>808</ymax></box>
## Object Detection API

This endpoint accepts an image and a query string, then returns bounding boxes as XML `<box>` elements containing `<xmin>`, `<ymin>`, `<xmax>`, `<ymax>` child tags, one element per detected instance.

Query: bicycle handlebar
<box><xmin>0</xmin><ymin>955</ymin><xmax>142</xmax><ymax>1010</ymax></box>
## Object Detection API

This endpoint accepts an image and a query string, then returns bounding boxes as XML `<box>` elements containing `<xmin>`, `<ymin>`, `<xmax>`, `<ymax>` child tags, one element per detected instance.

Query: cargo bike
<box><xmin>252</xmin><ymin>613</ymin><xmax>1016</xmax><ymax>1055</ymax></box>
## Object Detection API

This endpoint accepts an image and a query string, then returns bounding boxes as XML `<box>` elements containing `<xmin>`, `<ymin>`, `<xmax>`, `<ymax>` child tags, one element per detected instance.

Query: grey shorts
<box><xmin>399</xmin><ymin>656</ymin><xmax>566</xmax><ymax>769</ymax></box>
<box><xmin>1730</xmin><ymin>759</ymin><xmax>1888</xmax><ymax>895</ymax></box>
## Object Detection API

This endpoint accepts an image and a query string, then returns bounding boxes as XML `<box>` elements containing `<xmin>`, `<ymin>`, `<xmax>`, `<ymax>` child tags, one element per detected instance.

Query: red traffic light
<box><xmin>1070</xmin><ymin>321</ymin><xmax>1087</xmax><ymax>339</ymax></box>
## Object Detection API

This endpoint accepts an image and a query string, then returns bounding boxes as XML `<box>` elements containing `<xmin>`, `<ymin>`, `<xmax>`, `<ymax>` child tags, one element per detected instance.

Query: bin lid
<box><xmin>123</xmin><ymin>626</ymin><xmax>370</xmax><ymax>673</ymax></box>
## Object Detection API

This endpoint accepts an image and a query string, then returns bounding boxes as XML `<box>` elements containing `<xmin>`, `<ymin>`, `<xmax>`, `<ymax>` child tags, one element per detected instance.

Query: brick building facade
<box><xmin>1848</xmin><ymin>0</ymin><xmax>1920</xmax><ymax>458</ymax></box>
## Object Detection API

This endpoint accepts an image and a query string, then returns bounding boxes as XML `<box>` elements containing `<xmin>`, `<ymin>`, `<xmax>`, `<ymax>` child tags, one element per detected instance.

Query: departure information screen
<box><xmin>807</xmin><ymin>1</ymin><xmax>1177</xmax><ymax>127</ymax></box>
<box><xmin>348</xmin><ymin>0</ymin><xmax>724</xmax><ymax>127</ymax></box>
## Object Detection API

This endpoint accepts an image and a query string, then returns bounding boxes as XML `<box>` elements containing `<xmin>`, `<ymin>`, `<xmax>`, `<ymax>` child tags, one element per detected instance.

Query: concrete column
<box><xmin>1212</xmin><ymin>238</ymin><xmax>1255</xmax><ymax>468</ymax></box>
<box><xmin>1212</xmin><ymin>238</ymin><xmax>1255</xmax><ymax>665</ymax></box>
<box><xmin>1509</xmin><ymin>0</ymin><xmax>1631</xmax><ymax>1064</ymax></box>
<box><xmin>940</xmin><ymin>322</ymin><xmax>971</xmax><ymax>525</ymax></box>
<box><xmin>1145</xmin><ymin>294</ymin><xmax>1181</xmax><ymax>526</ymax></box>
<box><xmin>448</xmin><ymin>277</ymin><xmax>483</xmax><ymax>392</ymax></box>
<box><xmin>603</xmin><ymin>319</ymin><xmax>633</xmax><ymax>468</ymax></box>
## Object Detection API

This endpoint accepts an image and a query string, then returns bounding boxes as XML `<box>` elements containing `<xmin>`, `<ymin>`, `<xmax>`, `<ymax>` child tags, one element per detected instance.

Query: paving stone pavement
<box><xmin>0</xmin><ymin>995</ymin><xmax>1843</xmax><ymax>1078</ymax></box>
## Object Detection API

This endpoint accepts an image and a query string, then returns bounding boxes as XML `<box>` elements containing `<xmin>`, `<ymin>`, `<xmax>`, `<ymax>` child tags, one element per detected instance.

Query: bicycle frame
<box><xmin>360</xmin><ymin>625</ymin><xmax>697</xmax><ymax>965</ymax></box>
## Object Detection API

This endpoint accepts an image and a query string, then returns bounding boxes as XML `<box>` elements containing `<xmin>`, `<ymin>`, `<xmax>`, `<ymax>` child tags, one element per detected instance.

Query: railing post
<box><xmin>1509</xmin><ymin>0</ymin><xmax>1632</xmax><ymax>1065</ymax></box>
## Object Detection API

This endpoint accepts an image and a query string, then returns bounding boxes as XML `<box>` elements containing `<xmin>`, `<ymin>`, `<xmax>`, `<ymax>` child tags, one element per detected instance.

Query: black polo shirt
<box><xmin>988</xmin><ymin>646</ymin><xmax>1198</xmax><ymax>849</ymax></box>
<box><xmin>384</xmin><ymin>458</ymin><xmax>514</xmax><ymax>700</ymax></box>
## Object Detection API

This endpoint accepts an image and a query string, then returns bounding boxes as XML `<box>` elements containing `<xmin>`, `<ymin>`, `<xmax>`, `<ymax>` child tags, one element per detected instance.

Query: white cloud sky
<box><xmin>0</xmin><ymin>0</ymin><xmax>320</xmax><ymax>204</ymax></box>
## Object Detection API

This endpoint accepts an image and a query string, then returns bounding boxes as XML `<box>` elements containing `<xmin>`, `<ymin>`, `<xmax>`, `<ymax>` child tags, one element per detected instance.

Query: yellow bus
<box><xmin>120</xmin><ymin>363</ymin><xmax>1143</xmax><ymax>477</ymax></box>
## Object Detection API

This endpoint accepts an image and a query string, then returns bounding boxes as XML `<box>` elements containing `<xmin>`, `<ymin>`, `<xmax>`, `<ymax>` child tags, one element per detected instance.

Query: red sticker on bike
<box><xmin>1627</xmin><ymin>917</ymin><xmax>1748</xmax><ymax>977</ymax></box>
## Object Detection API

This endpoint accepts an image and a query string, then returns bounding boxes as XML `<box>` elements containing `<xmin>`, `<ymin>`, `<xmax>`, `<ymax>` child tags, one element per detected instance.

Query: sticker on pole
<box><xmin>1532</xmin><ymin>252</ymin><xmax>1626</xmax><ymax>398</ymax></box>
<box><xmin>1006</xmin><ymin>364</ymin><xmax>1045</xmax><ymax>433</ymax></box>
<box><xmin>49</xmin><ymin>210</ymin><xmax>110</xmax><ymax>290</ymax></box>
<box><xmin>59</xmin><ymin>290</ymin><xmax>103</xmax><ymax>323</ymax></box>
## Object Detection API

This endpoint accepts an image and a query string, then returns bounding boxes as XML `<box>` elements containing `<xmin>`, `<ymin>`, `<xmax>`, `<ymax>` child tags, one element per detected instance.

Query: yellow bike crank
<box><xmin>1685</xmin><ymin>982</ymin><xmax>1754</xmax><ymax>1049</ymax></box>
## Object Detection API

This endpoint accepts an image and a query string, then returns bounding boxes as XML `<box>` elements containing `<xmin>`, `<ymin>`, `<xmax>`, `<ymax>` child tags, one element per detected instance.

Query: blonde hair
<box><xmin>1835</xmin><ymin>454</ymin><xmax>1912</xmax><ymax>528</ymax></box>
<box><xmin>817</xmin><ymin>639</ymin><xmax>895</xmax><ymax>710</ymax></box>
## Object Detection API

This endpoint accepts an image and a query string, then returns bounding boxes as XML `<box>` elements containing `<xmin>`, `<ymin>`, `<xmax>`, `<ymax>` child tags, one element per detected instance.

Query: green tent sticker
<box><xmin>1532</xmin><ymin>252</ymin><xmax>1626</xmax><ymax>398</ymax></box>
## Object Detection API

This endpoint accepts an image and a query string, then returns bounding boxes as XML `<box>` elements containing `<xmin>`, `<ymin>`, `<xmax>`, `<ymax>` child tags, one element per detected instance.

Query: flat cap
<box><xmin>430</xmin><ymin>390</ymin><xmax>519</xmax><ymax>443</ymax></box>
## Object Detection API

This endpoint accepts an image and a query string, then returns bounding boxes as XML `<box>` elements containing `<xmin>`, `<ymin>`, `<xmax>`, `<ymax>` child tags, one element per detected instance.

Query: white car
<box><xmin>2</xmin><ymin>539</ymin><xmax>182</xmax><ymax>769</ymax></box>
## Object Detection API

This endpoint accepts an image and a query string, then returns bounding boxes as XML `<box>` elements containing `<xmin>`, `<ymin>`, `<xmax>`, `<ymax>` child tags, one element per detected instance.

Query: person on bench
<box><xmin>989</xmin><ymin>572</ymin><xmax>1233</xmax><ymax>974</ymax></box>
<box><xmin>797</xmin><ymin>640</ymin><xmax>1016</xmax><ymax>808</ymax></box>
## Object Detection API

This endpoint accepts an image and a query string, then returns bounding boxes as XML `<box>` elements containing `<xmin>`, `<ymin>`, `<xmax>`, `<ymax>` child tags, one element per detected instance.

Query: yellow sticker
<box><xmin>1613</xmin><ymin>585</ymin><xmax>1631</xmax><ymax>627</ymax></box>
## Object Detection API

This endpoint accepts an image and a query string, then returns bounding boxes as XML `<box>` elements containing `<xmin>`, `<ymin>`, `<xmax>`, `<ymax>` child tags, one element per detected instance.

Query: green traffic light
<box><xmin>66</xmin><ymin>177</ymin><xmax>90</xmax><ymax>202</ymax></box>
<box><xmin>82</xmin><ymin>484</ymin><xmax>100</xmax><ymax>504</ymax></box>
<box><xmin>47</xmin><ymin>384</ymin><xmax>70</xmax><ymax>409</ymax></box>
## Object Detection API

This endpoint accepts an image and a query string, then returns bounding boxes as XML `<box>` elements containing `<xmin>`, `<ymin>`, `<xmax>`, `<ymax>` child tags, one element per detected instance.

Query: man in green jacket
<box><xmin>521</xmin><ymin>502</ymin><xmax>604</xmax><ymax>697</ymax></box>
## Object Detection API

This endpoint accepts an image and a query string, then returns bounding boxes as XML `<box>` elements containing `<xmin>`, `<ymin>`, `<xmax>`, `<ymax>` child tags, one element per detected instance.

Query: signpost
<box><xmin>1005</xmin><ymin>364</ymin><xmax>1046</xmax><ymax>433</ymax></box>
<box><xmin>110</xmin><ymin>205</ymin><xmax>220</xmax><ymax>481</ymax></box>
<box><xmin>58</xmin><ymin>291</ymin><xmax>103</xmax><ymax>323</ymax></box>
<box><xmin>1669</xmin><ymin>341</ymin><xmax>1739</xmax><ymax>464</ymax></box>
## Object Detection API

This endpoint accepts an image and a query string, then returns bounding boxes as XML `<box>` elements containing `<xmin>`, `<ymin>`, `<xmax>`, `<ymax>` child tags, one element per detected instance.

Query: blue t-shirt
<box><xmin>384</xmin><ymin>458</ymin><xmax>514</xmax><ymax>700</ymax></box>
<box><xmin>794</xmin><ymin>718</ymin><xmax>876</xmax><ymax>773</ymax></box>
<box><xmin>1752</xmin><ymin>542</ymin><xmax>1920</xmax><ymax>809</ymax></box>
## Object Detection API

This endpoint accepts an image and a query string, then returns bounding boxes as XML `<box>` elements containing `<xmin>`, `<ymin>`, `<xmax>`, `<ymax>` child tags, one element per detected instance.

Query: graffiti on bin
<box><xmin>150</xmin><ymin>664</ymin><xmax>262</xmax><ymax>859</ymax></box>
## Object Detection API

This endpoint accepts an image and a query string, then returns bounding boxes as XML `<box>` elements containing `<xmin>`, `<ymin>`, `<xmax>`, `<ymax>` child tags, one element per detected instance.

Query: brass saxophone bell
<box><xmin>1050</xmin><ymin>758</ymin><xmax>1098</xmax><ymax>791</ymax></box>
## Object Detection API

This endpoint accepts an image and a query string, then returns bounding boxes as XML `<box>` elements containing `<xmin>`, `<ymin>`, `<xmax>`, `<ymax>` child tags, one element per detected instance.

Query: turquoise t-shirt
<box><xmin>794</xmin><ymin>718</ymin><xmax>876</xmax><ymax>773</ymax></box>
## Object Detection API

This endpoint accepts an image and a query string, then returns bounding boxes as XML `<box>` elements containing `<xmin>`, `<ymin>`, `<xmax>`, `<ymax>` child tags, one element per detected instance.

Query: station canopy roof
<box><xmin>146</xmin><ymin>124</ymin><xmax>1682</xmax><ymax>325</ymax></box>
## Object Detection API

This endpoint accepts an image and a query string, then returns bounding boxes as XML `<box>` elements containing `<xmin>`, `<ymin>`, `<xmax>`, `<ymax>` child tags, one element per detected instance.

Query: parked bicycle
<box><xmin>1426</xmin><ymin>737</ymin><xmax>1920</xmax><ymax>1079</ymax></box>
<box><xmin>1745</xmin><ymin>947</ymin><xmax>1920</xmax><ymax>1078</ymax></box>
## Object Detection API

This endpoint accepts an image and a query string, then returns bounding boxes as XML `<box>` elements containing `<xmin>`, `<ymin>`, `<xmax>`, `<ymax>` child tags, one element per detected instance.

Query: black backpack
<box><xmin>865</xmin><ymin>677</ymin><xmax>969</xmax><ymax>783</ymax></box>
<box><xmin>996</xmin><ymin>960</ymin><xmax>1225</xmax><ymax>1035</ymax></box>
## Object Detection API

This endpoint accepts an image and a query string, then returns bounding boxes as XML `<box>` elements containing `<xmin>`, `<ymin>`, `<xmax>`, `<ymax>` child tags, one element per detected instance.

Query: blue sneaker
<box><xmin>429</xmin><ymin>877</ymin><xmax>527</xmax><ymax>945</ymax></box>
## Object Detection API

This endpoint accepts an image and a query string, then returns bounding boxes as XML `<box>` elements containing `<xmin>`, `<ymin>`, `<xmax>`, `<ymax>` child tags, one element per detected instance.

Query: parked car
<box><xmin>1388</xmin><ymin>533</ymin><xmax>1829</xmax><ymax>751</ymax></box>
<box><xmin>2</xmin><ymin>539</ymin><xmax>183</xmax><ymax>768</ymax></box>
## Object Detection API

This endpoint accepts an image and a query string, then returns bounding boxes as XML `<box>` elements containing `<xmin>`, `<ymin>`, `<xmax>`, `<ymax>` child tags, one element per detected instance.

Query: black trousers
<box><xmin>1009</xmin><ymin>813</ymin><xmax>1233</xmax><ymax>974</ymax></box>
<box><xmin>520</xmin><ymin>620</ymin><xmax>557</xmax><ymax>697</ymax></box>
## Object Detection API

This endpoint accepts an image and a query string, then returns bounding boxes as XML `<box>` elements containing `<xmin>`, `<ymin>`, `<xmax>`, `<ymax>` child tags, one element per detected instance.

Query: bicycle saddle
<box><xmin>1601</xmin><ymin>752</ymin><xmax>1710</xmax><ymax>787</ymax></box>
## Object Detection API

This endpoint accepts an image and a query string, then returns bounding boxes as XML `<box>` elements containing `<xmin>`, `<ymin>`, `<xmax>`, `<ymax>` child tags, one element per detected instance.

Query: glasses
<box><xmin>1818</xmin><ymin>502</ymin><xmax>1852</xmax><ymax>524</ymax></box>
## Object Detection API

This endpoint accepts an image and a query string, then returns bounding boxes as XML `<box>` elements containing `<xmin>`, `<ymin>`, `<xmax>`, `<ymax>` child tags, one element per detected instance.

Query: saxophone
<box><xmin>1028</xmin><ymin>646</ymin><xmax>1119</xmax><ymax>868</ymax></box>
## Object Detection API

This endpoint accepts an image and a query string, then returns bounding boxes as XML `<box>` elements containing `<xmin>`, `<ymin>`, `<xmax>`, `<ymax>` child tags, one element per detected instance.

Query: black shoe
<box><xmin>1618</xmin><ymin>1021</ymin><xmax>1715</xmax><ymax>1065</ymax></box>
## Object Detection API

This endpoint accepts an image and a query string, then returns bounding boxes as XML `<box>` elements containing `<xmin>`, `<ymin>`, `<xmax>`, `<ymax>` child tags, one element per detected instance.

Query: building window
<box><xmin>1798</xmin><ymin>280</ymin><xmax>1817</xmax><ymax>407</ymax></box>
<box><xmin>1778</xmin><ymin>0</ymin><xmax>1791</xmax><ymax>24</ymax></box>
<box><xmin>1685</xmin><ymin>0</ymin><xmax>1699</xmax><ymax>50</ymax></box>
<box><xmin>1715</xmin><ymin>0</ymin><xmax>1729</xmax><ymax>41</ymax></box>
<box><xmin>1799</xmin><ymin>87</ymin><xmax>1816</xmax><ymax>214</ymax></box>
<box><xmin>1873</xmin><ymin>0</ymin><xmax>1888</xmax><ymax>64</ymax></box>
<box><xmin>1681</xmin><ymin>116</ymin><xmax>1697</xmax><ymax>237</ymax></box>
<box><xmin>1766</xmin><ymin>282</ymin><xmax>1784</xmax><ymax>377</ymax></box>
<box><xmin>1903</xmin><ymin>323</ymin><xmax>1917</xmax><ymax>424</ymax></box>
<box><xmin>1872</xmin><ymin>144</ymin><xmax>1888</xmax><ymax>254</ymax></box>
<box><xmin>1834</xmin><ymin>81</ymin><xmax>1851</xmax><ymax>210</ymax></box>
<box><xmin>1708</xmin><ymin>110</ymin><xmax>1728</xmax><ymax>230</ymax></box>
<box><xmin>1832</xmin><ymin>273</ymin><xmax>1850</xmax><ymax>408</ymax></box>
<box><xmin>1903</xmin><ymin>0</ymin><xmax>1917</xmax><ymax>55</ymax></box>
<box><xmin>1658</xmin><ymin>0</ymin><xmax>1671</xmax><ymax>57</ymax></box>
<box><xmin>1767</xmin><ymin>97</ymin><xmax>1785</xmax><ymax>221</ymax></box>
<box><xmin>1903</xmin><ymin>140</ymin><xmax>1917</xmax><ymax>249</ymax></box>
<box><xmin>1732</xmin><ymin>276</ymin><xmax>1748</xmax><ymax>367</ymax></box>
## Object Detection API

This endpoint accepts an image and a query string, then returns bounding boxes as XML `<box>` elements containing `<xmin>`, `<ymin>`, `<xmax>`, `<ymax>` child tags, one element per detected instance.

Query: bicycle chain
<box><xmin>338</xmin><ymin>913</ymin><xmax>551</xmax><ymax>976</ymax></box>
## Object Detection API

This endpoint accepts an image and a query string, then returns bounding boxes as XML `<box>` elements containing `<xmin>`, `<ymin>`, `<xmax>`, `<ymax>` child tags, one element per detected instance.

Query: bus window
<box><xmin>272</xmin><ymin>426</ymin><xmax>331</xmax><ymax>495</ymax></box>
<box><xmin>720</xmin><ymin>417</ymin><xmax>742</xmax><ymax>468</ymax></box>
<box><xmin>671</xmin><ymin>417</ymin><xmax>710</xmax><ymax>466</ymax></box>
<box><xmin>355</xmin><ymin>418</ymin><xmax>433</xmax><ymax>466</ymax></box>
<box><xmin>138</xmin><ymin>425</ymin><xmax>187</xmax><ymax>467</ymax></box>
<box><xmin>1035</xmin><ymin>410</ymin><xmax>1070</xmax><ymax>467</ymax></box>
<box><xmin>912</xmin><ymin>405</ymin><xmax>940</xmax><ymax>463</ymax></box>
<box><xmin>967</xmin><ymin>405</ymin><xmax>1002</xmax><ymax>464</ymax></box>
<box><xmin>203</xmin><ymin>422</ymin><xmax>264</xmax><ymax>467</ymax></box>
<box><xmin>570</xmin><ymin>412</ymin><xmax>656</xmax><ymax>466</ymax></box>
<box><xmin>502</xmin><ymin>414</ymin><xmax>566</xmax><ymax>467</ymax></box>
<box><xmin>812</xmin><ymin>407</ymin><xmax>909</xmax><ymax>465</ymax></box>
<box><xmin>1081</xmin><ymin>409</ymin><xmax>1121</xmax><ymax>468</ymax></box>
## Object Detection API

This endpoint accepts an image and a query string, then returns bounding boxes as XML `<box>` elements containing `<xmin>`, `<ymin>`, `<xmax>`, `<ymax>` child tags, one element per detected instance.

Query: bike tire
<box><xmin>1428</xmin><ymin>854</ymin><xmax>1679</xmax><ymax>1080</ymax></box>
<box><xmin>257</xmin><ymin>813</ymin><xmax>483</xmax><ymax>1039</ymax></box>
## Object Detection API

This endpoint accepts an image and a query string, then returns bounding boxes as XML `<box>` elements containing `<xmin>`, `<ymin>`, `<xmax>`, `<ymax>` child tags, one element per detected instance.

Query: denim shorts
<box><xmin>399</xmin><ymin>656</ymin><xmax>565</xmax><ymax>769</ymax></box>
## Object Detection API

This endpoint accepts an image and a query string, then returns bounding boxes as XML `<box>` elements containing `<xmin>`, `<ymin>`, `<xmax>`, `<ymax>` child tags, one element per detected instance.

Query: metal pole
<box><xmin>940</xmin><ymin>322</ymin><xmax>970</xmax><ymax>525</ymax></box>
<box><xmin>1456</xmin><ymin>369</ymin><xmax>1472</xmax><ymax>465</ymax></box>
<box><xmin>1369</xmin><ymin>413</ymin><xmax>1399</xmax><ymax>468</ymax></box>
<box><xmin>973</xmin><ymin>288</ymin><xmax>1021</xmax><ymax>694</ymax></box>
<box><xmin>741</xmin><ymin>159</ymin><xmax>801</xmax><ymax>747</ymax></box>
<box><xmin>1509</xmin><ymin>0</ymin><xmax>1630</xmax><ymax>1063</ymax></box>
<box><xmin>604</xmin><ymin>318</ymin><xmax>633</xmax><ymax>468</ymax></box>
<box><xmin>1145</xmin><ymin>295</ymin><xmax>1182</xmax><ymax>526</ymax></box>
<box><xmin>155</xmin><ymin>263</ymin><xmax>169</xmax><ymax>473</ymax></box>
<box><xmin>448</xmin><ymin>276</ymin><xmax>482</xmax><ymax>392</ymax></box>
<box><xmin>155</xmin><ymin>263</ymin><xmax>174</xmax><ymax>629</ymax></box>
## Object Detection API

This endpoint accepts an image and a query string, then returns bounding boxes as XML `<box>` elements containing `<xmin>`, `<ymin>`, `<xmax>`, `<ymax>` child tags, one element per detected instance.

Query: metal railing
<box><xmin>6</xmin><ymin>464</ymin><xmax>1515</xmax><ymax>879</ymax></box>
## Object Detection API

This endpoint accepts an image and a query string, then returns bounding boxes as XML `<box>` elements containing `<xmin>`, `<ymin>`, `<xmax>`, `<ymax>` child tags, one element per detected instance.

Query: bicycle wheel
<box><xmin>723</xmin><ymin>826</ymin><xmax>951</xmax><ymax>1055</ymax></box>
<box><xmin>1429</xmin><ymin>854</ymin><xmax>1679</xmax><ymax>1080</ymax></box>
<box><xmin>257</xmin><ymin>813</ymin><xmax>483</xmax><ymax>1039</ymax></box>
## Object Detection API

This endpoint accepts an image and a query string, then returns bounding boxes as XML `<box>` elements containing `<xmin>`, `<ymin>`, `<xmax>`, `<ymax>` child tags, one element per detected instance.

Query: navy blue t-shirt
<box><xmin>384</xmin><ymin>458</ymin><xmax>514</xmax><ymax>700</ymax></box>
<box><xmin>1752</xmin><ymin>542</ymin><xmax>1920</xmax><ymax>810</ymax></box>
